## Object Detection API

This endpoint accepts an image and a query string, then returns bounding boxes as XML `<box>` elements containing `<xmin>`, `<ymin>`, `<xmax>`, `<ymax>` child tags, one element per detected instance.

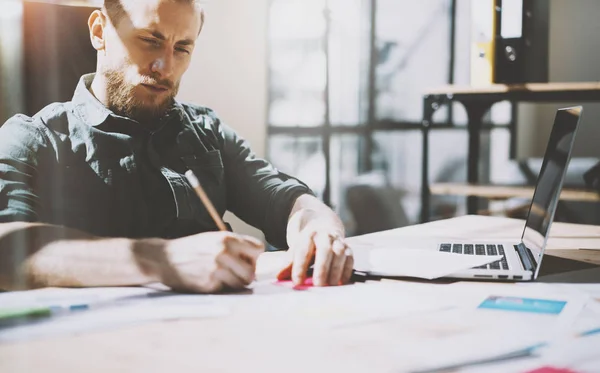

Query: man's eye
<box><xmin>141</xmin><ymin>37</ymin><xmax>160</xmax><ymax>46</ymax></box>
<box><xmin>176</xmin><ymin>47</ymin><xmax>190</xmax><ymax>55</ymax></box>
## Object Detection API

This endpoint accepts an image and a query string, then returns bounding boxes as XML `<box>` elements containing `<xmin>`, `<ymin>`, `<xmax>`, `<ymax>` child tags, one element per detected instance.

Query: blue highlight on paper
<box><xmin>478</xmin><ymin>296</ymin><xmax>567</xmax><ymax>315</ymax></box>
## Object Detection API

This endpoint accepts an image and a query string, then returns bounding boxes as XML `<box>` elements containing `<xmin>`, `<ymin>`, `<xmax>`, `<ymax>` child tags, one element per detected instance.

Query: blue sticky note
<box><xmin>478</xmin><ymin>296</ymin><xmax>566</xmax><ymax>315</ymax></box>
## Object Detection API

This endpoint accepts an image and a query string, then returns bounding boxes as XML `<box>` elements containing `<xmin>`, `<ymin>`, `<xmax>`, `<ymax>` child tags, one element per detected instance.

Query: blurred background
<box><xmin>1</xmin><ymin>0</ymin><xmax>599</xmax><ymax>241</ymax></box>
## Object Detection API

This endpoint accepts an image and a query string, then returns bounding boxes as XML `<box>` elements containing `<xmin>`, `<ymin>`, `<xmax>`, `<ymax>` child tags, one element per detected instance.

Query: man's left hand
<box><xmin>277</xmin><ymin>211</ymin><xmax>354</xmax><ymax>286</ymax></box>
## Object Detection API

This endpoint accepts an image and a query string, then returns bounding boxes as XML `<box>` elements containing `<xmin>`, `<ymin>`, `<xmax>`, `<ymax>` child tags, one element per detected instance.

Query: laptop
<box><xmin>440</xmin><ymin>106</ymin><xmax>583</xmax><ymax>281</ymax></box>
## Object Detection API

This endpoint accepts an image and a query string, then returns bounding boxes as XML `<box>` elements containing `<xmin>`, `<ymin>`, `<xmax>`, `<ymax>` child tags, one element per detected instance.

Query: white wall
<box><xmin>177</xmin><ymin>0</ymin><xmax>270</xmax><ymax>239</ymax></box>
<box><xmin>518</xmin><ymin>0</ymin><xmax>600</xmax><ymax>159</ymax></box>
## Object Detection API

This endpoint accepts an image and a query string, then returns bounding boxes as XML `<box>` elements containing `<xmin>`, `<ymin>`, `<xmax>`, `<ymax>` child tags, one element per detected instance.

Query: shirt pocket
<box><xmin>180</xmin><ymin>150</ymin><xmax>226</xmax><ymax>213</ymax></box>
<box><xmin>180</xmin><ymin>150</ymin><xmax>224</xmax><ymax>184</ymax></box>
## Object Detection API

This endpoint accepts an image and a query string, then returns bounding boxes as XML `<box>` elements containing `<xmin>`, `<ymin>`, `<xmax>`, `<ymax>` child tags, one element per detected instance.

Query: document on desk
<box><xmin>357</xmin><ymin>248</ymin><xmax>503</xmax><ymax>279</ymax></box>
<box><xmin>392</xmin><ymin>306</ymin><xmax>562</xmax><ymax>373</ymax></box>
<box><xmin>402</xmin><ymin>331</ymin><xmax>547</xmax><ymax>373</ymax></box>
<box><xmin>535</xmin><ymin>331</ymin><xmax>600</xmax><ymax>372</ymax></box>
<box><xmin>448</xmin><ymin>282</ymin><xmax>590</xmax><ymax>328</ymax></box>
<box><xmin>453</xmin><ymin>327</ymin><xmax>600</xmax><ymax>373</ymax></box>
<box><xmin>0</xmin><ymin>287</ymin><xmax>230</xmax><ymax>343</ymax></box>
<box><xmin>263</xmin><ymin>281</ymin><xmax>458</xmax><ymax>329</ymax></box>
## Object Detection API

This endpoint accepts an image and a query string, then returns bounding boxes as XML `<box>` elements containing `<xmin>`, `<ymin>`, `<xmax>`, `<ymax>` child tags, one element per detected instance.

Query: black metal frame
<box><xmin>420</xmin><ymin>86</ymin><xmax>600</xmax><ymax>222</ymax></box>
<box><xmin>267</xmin><ymin>0</ymin><xmax>458</xmax><ymax>208</ymax></box>
<box><xmin>323</xmin><ymin>5</ymin><xmax>332</xmax><ymax>205</ymax></box>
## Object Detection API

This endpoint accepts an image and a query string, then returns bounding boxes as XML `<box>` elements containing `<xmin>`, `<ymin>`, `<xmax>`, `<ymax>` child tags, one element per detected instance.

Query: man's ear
<box><xmin>88</xmin><ymin>10</ymin><xmax>106</xmax><ymax>51</ymax></box>
<box><xmin>198</xmin><ymin>8</ymin><xmax>205</xmax><ymax>35</ymax></box>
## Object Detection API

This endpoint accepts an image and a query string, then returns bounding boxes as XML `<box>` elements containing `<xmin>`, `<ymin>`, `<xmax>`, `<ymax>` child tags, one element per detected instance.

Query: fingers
<box><xmin>290</xmin><ymin>230</ymin><xmax>355</xmax><ymax>287</ymax></box>
<box><xmin>276</xmin><ymin>262</ymin><xmax>293</xmax><ymax>281</ymax></box>
<box><xmin>217</xmin><ymin>234</ymin><xmax>264</xmax><ymax>288</ymax></box>
<box><xmin>216</xmin><ymin>251</ymin><xmax>255</xmax><ymax>285</ymax></box>
<box><xmin>341</xmin><ymin>247</ymin><xmax>354</xmax><ymax>285</ymax></box>
<box><xmin>312</xmin><ymin>232</ymin><xmax>334</xmax><ymax>286</ymax></box>
<box><xmin>236</xmin><ymin>234</ymin><xmax>265</xmax><ymax>249</ymax></box>
<box><xmin>207</xmin><ymin>230</ymin><xmax>355</xmax><ymax>290</ymax></box>
<box><xmin>163</xmin><ymin>232</ymin><xmax>266</xmax><ymax>294</ymax></box>
<box><xmin>226</xmin><ymin>234</ymin><xmax>265</xmax><ymax>260</ymax></box>
<box><xmin>213</xmin><ymin>267</ymin><xmax>245</xmax><ymax>290</ymax></box>
<box><xmin>326</xmin><ymin>239</ymin><xmax>347</xmax><ymax>286</ymax></box>
<box><xmin>291</xmin><ymin>231</ymin><xmax>316</xmax><ymax>285</ymax></box>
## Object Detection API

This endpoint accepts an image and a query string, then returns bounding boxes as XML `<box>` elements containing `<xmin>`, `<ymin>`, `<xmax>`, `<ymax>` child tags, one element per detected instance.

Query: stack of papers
<box><xmin>360</xmin><ymin>248</ymin><xmax>503</xmax><ymax>279</ymax></box>
<box><xmin>385</xmin><ymin>282</ymin><xmax>594</xmax><ymax>372</ymax></box>
<box><xmin>0</xmin><ymin>287</ymin><xmax>230</xmax><ymax>343</ymax></box>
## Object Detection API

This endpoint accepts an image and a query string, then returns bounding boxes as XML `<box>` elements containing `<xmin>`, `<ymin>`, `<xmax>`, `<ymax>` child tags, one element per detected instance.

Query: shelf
<box><xmin>420</xmin><ymin>81</ymin><xmax>600</xmax><ymax>222</ymax></box>
<box><xmin>430</xmin><ymin>183</ymin><xmax>600</xmax><ymax>202</ymax></box>
<box><xmin>426</xmin><ymin>81</ymin><xmax>600</xmax><ymax>95</ymax></box>
<box><xmin>423</xmin><ymin>81</ymin><xmax>600</xmax><ymax>103</ymax></box>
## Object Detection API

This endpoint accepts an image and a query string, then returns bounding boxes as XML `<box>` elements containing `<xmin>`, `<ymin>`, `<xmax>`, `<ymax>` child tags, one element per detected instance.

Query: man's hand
<box><xmin>149</xmin><ymin>231</ymin><xmax>265</xmax><ymax>293</ymax></box>
<box><xmin>277</xmin><ymin>207</ymin><xmax>354</xmax><ymax>287</ymax></box>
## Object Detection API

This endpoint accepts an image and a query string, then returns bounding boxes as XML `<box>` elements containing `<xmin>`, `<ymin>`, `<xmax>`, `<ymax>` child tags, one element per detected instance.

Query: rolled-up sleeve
<box><xmin>211</xmin><ymin>112</ymin><xmax>313</xmax><ymax>249</ymax></box>
<box><xmin>0</xmin><ymin>116</ymin><xmax>50</xmax><ymax>222</ymax></box>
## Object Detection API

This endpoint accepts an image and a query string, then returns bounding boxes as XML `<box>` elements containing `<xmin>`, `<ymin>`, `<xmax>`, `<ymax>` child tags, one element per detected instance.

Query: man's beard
<box><xmin>102</xmin><ymin>68</ymin><xmax>179</xmax><ymax>124</ymax></box>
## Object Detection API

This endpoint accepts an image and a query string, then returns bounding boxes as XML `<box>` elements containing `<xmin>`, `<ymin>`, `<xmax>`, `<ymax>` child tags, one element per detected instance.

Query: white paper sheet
<box><xmin>360</xmin><ymin>248</ymin><xmax>503</xmax><ymax>279</ymax></box>
<box><xmin>0</xmin><ymin>286</ymin><xmax>157</xmax><ymax>309</ymax></box>
<box><xmin>538</xmin><ymin>332</ymin><xmax>600</xmax><ymax>371</ymax></box>
<box><xmin>403</xmin><ymin>328</ymin><xmax>546</xmax><ymax>373</ymax></box>
<box><xmin>448</xmin><ymin>282</ymin><xmax>590</xmax><ymax>330</ymax></box>
<box><xmin>0</xmin><ymin>288</ymin><xmax>230</xmax><ymax>343</ymax></box>
<box><xmin>247</xmin><ymin>281</ymin><xmax>457</xmax><ymax>329</ymax></box>
<box><xmin>390</xmin><ymin>306</ymin><xmax>558</xmax><ymax>373</ymax></box>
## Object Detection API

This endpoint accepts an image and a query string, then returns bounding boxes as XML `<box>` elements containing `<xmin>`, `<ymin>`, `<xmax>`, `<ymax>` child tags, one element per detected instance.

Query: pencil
<box><xmin>185</xmin><ymin>170</ymin><xmax>228</xmax><ymax>231</ymax></box>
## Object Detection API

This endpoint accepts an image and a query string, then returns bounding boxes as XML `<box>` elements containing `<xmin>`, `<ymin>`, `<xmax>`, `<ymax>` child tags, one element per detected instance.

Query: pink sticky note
<box><xmin>274</xmin><ymin>277</ymin><xmax>314</xmax><ymax>290</ymax></box>
<box><xmin>525</xmin><ymin>367</ymin><xmax>580</xmax><ymax>373</ymax></box>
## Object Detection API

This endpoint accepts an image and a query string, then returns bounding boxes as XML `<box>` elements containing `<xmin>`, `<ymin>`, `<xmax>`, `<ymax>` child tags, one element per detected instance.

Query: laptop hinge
<box><xmin>515</xmin><ymin>242</ymin><xmax>537</xmax><ymax>272</ymax></box>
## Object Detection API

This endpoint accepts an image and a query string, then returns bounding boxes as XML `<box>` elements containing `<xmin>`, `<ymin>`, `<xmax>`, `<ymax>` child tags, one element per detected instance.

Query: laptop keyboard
<box><xmin>440</xmin><ymin>244</ymin><xmax>510</xmax><ymax>270</ymax></box>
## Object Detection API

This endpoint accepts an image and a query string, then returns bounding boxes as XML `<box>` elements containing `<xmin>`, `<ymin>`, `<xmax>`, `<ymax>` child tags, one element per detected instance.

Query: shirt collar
<box><xmin>72</xmin><ymin>73</ymin><xmax>112</xmax><ymax>127</ymax></box>
<box><xmin>72</xmin><ymin>73</ymin><xmax>186</xmax><ymax>128</ymax></box>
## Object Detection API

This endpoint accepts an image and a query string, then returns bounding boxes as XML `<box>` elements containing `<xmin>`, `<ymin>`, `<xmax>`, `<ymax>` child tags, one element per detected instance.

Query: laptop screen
<box><xmin>521</xmin><ymin>107</ymin><xmax>582</xmax><ymax>274</ymax></box>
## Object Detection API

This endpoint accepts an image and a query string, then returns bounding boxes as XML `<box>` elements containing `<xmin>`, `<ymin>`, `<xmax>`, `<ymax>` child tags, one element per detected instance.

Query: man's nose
<box><xmin>150</xmin><ymin>53</ymin><xmax>174</xmax><ymax>79</ymax></box>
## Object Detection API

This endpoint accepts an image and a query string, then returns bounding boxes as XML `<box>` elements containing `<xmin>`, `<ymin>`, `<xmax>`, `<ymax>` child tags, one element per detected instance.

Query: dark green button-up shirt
<box><xmin>0</xmin><ymin>74</ymin><xmax>311</xmax><ymax>248</ymax></box>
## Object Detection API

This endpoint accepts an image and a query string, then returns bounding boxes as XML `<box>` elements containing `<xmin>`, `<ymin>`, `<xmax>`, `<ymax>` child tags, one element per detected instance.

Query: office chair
<box><xmin>345</xmin><ymin>173</ymin><xmax>409</xmax><ymax>236</ymax></box>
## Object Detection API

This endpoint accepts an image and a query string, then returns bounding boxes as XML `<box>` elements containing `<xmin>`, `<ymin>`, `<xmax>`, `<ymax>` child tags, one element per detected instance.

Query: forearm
<box><xmin>287</xmin><ymin>194</ymin><xmax>345</xmax><ymax>245</ymax></box>
<box><xmin>0</xmin><ymin>222</ymin><xmax>162</xmax><ymax>291</ymax></box>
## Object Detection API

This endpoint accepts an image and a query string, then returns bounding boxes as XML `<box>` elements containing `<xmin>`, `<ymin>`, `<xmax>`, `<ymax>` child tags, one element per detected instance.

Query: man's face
<box><xmin>99</xmin><ymin>0</ymin><xmax>202</xmax><ymax>122</ymax></box>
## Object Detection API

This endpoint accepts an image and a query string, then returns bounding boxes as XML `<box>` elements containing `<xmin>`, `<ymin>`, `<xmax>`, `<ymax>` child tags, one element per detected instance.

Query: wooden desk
<box><xmin>420</xmin><ymin>81</ymin><xmax>600</xmax><ymax>222</ymax></box>
<box><xmin>426</xmin><ymin>82</ymin><xmax>600</xmax><ymax>98</ymax></box>
<box><xmin>429</xmin><ymin>183</ymin><xmax>600</xmax><ymax>202</ymax></box>
<box><xmin>0</xmin><ymin>216</ymin><xmax>598</xmax><ymax>373</ymax></box>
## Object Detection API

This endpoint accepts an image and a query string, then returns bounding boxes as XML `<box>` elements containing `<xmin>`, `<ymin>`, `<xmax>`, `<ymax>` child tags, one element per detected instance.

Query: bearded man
<box><xmin>0</xmin><ymin>0</ymin><xmax>353</xmax><ymax>293</ymax></box>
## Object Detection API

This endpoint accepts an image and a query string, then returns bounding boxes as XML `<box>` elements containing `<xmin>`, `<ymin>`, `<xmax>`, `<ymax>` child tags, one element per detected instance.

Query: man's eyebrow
<box><xmin>176</xmin><ymin>39</ymin><xmax>196</xmax><ymax>46</ymax></box>
<box><xmin>144</xmin><ymin>29</ymin><xmax>166</xmax><ymax>40</ymax></box>
<box><xmin>142</xmin><ymin>29</ymin><xmax>195</xmax><ymax>46</ymax></box>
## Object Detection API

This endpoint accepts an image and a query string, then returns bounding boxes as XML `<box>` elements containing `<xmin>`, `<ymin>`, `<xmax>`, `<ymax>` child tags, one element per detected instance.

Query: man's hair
<box><xmin>103</xmin><ymin>0</ymin><xmax>204</xmax><ymax>30</ymax></box>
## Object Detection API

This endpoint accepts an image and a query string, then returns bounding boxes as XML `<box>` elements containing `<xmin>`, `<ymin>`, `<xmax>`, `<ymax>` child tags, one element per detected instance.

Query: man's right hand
<box><xmin>149</xmin><ymin>231</ymin><xmax>265</xmax><ymax>293</ymax></box>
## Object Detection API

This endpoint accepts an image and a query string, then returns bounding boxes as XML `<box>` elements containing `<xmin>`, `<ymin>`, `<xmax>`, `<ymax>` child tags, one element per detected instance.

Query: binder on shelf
<box><xmin>470</xmin><ymin>0</ymin><xmax>496</xmax><ymax>86</ymax></box>
<box><xmin>494</xmin><ymin>0</ymin><xmax>549</xmax><ymax>84</ymax></box>
<box><xmin>470</xmin><ymin>0</ymin><xmax>549</xmax><ymax>86</ymax></box>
